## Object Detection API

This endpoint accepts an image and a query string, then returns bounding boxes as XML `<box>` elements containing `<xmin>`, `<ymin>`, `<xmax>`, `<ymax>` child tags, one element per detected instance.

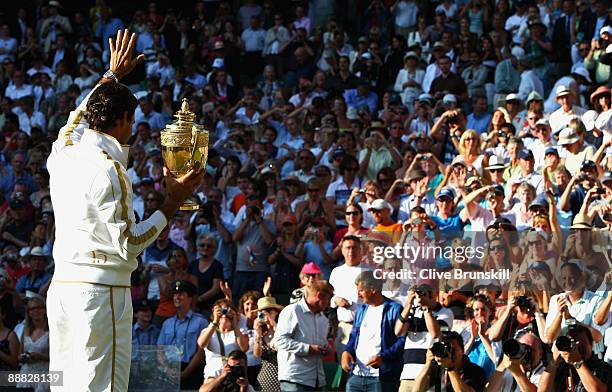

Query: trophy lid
<box><xmin>174</xmin><ymin>98</ymin><xmax>196</xmax><ymax>125</ymax></box>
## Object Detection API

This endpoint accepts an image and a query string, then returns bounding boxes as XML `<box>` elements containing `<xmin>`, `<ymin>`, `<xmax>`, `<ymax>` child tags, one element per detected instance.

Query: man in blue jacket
<box><xmin>341</xmin><ymin>270</ymin><xmax>406</xmax><ymax>392</ymax></box>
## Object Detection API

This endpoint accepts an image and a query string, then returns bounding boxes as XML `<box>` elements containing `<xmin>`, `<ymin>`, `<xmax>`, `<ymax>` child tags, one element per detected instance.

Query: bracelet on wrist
<box><xmin>399</xmin><ymin>314</ymin><xmax>409</xmax><ymax>324</ymax></box>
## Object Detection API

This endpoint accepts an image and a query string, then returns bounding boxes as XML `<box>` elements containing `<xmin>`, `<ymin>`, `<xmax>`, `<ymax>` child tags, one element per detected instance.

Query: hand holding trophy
<box><xmin>161</xmin><ymin>98</ymin><xmax>209</xmax><ymax>210</ymax></box>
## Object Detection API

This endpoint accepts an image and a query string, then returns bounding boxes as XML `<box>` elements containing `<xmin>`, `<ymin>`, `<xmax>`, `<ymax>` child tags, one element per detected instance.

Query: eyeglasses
<box><xmin>198</xmin><ymin>243</ymin><xmax>215</xmax><ymax>248</ymax></box>
<box><xmin>465</xmin><ymin>137</ymin><xmax>478</xmax><ymax>141</ymax></box>
<box><xmin>489</xmin><ymin>168</ymin><xmax>504</xmax><ymax>173</ymax></box>
<box><xmin>528</xmin><ymin>240</ymin><xmax>543</xmax><ymax>246</ymax></box>
<box><xmin>307</xmin><ymin>188</ymin><xmax>320</xmax><ymax>192</ymax></box>
<box><xmin>146</xmin><ymin>198</ymin><xmax>157</xmax><ymax>202</ymax></box>
<box><xmin>345</xmin><ymin>211</ymin><xmax>360</xmax><ymax>216</ymax></box>
<box><xmin>489</xmin><ymin>245</ymin><xmax>505</xmax><ymax>252</ymax></box>
<box><xmin>371</xmin><ymin>209</ymin><xmax>383</xmax><ymax>214</ymax></box>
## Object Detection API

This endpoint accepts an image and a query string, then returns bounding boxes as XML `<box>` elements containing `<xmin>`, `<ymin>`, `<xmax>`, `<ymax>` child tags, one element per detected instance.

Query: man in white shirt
<box><xmin>240</xmin><ymin>17</ymin><xmax>266</xmax><ymax>77</ymax></box>
<box><xmin>528</xmin><ymin>119</ymin><xmax>556</xmax><ymax>171</ymax></box>
<box><xmin>549</xmin><ymin>85</ymin><xmax>587</xmax><ymax>133</ymax></box>
<box><xmin>0</xmin><ymin>24</ymin><xmax>18</xmax><ymax>63</ymax></box>
<box><xmin>325</xmin><ymin>156</ymin><xmax>362</xmax><ymax>226</ymax></box>
<box><xmin>341</xmin><ymin>270</ymin><xmax>405</xmax><ymax>391</ymax></box>
<box><xmin>4</xmin><ymin>70</ymin><xmax>32</xmax><ymax>101</ymax></box>
<box><xmin>330</xmin><ymin>235</ymin><xmax>367</xmax><ymax>355</ymax></box>
<box><xmin>146</xmin><ymin>53</ymin><xmax>175</xmax><ymax>87</ymax></box>
<box><xmin>46</xmin><ymin>29</ymin><xmax>202</xmax><ymax>392</ymax></box>
<box><xmin>505</xmin><ymin>0</ymin><xmax>529</xmax><ymax>45</ymax></box>
<box><xmin>274</xmin><ymin>280</ymin><xmax>334</xmax><ymax>390</ymax></box>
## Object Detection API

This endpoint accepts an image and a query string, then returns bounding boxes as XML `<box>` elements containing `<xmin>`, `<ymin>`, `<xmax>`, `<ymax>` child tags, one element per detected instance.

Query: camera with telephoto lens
<box><xmin>226</xmin><ymin>364</ymin><xmax>246</xmax><ymax>384</ymax></box>
<box><xmin>431</xmin><ymin>327</ymin><xmax>453</xmax><ymax>358</ymax></box>
<box><xmin>502</xmin><ymin>338</ymin><xmax>532</xmax><ymax>364</ymax></box>
<box><xmin>555</xmin><ymin>319</ymin><xmax>577</xmax><ymax>352</ymax></box>
<box><xmin>221</xmin><ymin>306</ymin><xmax>229</xmax><ymax>315</ymax></box>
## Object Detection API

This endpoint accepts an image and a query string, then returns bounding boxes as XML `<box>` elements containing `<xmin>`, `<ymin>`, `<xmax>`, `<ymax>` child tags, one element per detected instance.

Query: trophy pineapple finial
<box><xmin>175</xmin><ymin>98</ymin><xmax>195</xmax><ymax>124</ymax></box>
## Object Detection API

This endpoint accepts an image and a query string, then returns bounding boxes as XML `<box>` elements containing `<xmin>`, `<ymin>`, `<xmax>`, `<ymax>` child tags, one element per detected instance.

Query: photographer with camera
<box><xmin>232</xmin><ymin>194</ymin><xmax>276</xmax><ymax>298</ymax></box>
<box><xmin>199</xmin><ymin>350</ymin><xmax>255</xmax><ymax>392</ymax></box>
<box><xmin>489</xmin><ymin>289</ymin><xmax>548</xmax><ymax>345</ymax></box>
<box><xmin>429</xmin><ymin>108</ymin><xmax>467</xmax><ymax>165</ymax></box>
<box><xmin>395</xmin><ymin>282</ymin><xmax>454</xmax><ymax>391</ymax></box>
<box><xmin>198</xmin><ymin>299</ymin><xmax>249</xmax><ymax>383</ymax></box>
<box><xmin>413</xmin><ymin>330</ymin><xmax>486</xmax><ymax>392</ymax></box>
<box><xmin>485</xmin><ymin>332</ymin><xmax>545</xmax><ymax>392</ymax></box>
<box><xmin>539</xmin><ymin>323</ymin><xmax>610</xmax><ymax>392</ymax></box>
<box><xmin>559</xmin><ymin>160</ymin><xmax>600</xmax><ymax>217</ymax></box>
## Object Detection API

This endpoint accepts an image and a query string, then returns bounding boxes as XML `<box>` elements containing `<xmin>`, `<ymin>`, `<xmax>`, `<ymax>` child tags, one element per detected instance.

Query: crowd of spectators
<box><xmin>1</xmin><ymin>0</ymin><xmax>612</xmax><ymax>391</ymax></box>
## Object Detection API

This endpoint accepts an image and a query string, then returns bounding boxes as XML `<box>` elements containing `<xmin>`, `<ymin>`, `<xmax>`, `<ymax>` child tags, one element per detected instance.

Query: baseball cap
<box><xmin>580</xmin><ymin>160</ymin><xmax>597</xmax><ymax>171</ymax></box>
<box><xmin>528</xmin><ymin>197</ymin><xmax>548</xmax><ymax>210</ymax></box>
<box><xmin>134</xmin><ymin>299</ymin><xmax>154</xmax><ymax>312</ymax></box>
<box><xmin>518</xmin><ymin>149</ymin><xmax>534</xmax><ymax>160</ymax></box>
<box><xmin>437</xmin><ymin>187</ymin><xmax>456</xmax><ymax>200</ymax></box>
<box><xmin>369</xmin><ymin>199</ymin><xmax>393</xmax><ymax>212</ymax></box>
<box><xmin>572</xmin><ymin>66</ymin><xmax>592</xmax><ymax>83</ymax></box>
<box><xmin>404</xmin><ymin>51</ymin><xmax>419</xmax><ymax>60</ymax></box>
<box><xmin>601</xmin><ymin>171</ymin><xmax>612</xmax><ymax>184</ymax></box>
<box><xmin>465</xmin><ymin>175</ymin><xmax>483</xmax><ymax>187</ymax></box>
<box><xmin>491</xmin><ymin>184</ymin><xmax>505</xmax><ymax>195</ymax></box>
<box><xmin>301</xmin><ymin>262</ymin><xmax>322</xmax><ymax>275</ymax></box>
<box><xmin>526</xmin><ymin>91</ymin><xmax>543</xmax><ymax>103</ymax></box>
<box><xmin>280</xmin><ymin>214</ymin><xmax>298</xmax><ymax>226</ymax></box>
<box><xmin>443</xmin><ymin>94</ymin><xmax>457</xmax><ymax>103</ymax></box>
<box><xmin>555</xmin><ymin>85</ymin><xmax>572</xmax><ymax>98</ymax></box>
<box><xmin>544</xmin><ymin>147</ymin><xmax>559</xmax><ymax>156</ymax></box>
<box><xmin>600</xmin><ymin>25</ymin><xmax>612</xmax><ymax>36</ymax></box>
<box><xmin>505</xmin><ymin>93</ymin><xmax>521</xmax><ymax>102</ymax></box>
<box><xmin>418</xmin><ymin>93</ymin><xmax>433</xmax><ymax>103</ymax></box>
<box><xmin>511</xmin><ymin>46</ymin><xmax>526</xmax><ymax>60</ymax></box>
<box><xmin>535</xmin><ymin>118</ymin><xmax>550</xmax><ymax>127</ymax></box>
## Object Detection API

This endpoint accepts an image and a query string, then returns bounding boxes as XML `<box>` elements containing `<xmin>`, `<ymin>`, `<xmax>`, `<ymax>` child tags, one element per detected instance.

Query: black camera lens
<box><xmin>555</xmin><ymin>335</ymin><xmax>575</xmax><ymax>352</ymax></box>
<box><xmin>502</xmin><ymin>339</ymin><xmax>525</xmax><ymax>359</ymax></box>
<box><xmin>431</xmin><ymin>341</ymin><xmax>450</xmax><ymax>358</ymax></box>
<box><xmin>221</xmin><ymin>307</ymin><xmax>229</xmax><ymax>315</ymax></box>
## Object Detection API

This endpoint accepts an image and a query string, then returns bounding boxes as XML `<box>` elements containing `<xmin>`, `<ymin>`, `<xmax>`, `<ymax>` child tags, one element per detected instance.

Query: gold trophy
<box><xmin>160</xmin><ymin>98</ymin><xmax>209</xmax><ymax>211</ymax></box>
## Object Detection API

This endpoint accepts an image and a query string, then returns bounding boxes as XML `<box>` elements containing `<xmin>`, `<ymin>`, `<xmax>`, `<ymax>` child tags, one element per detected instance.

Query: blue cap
<box><xmin>528</xmin><ymin>197</ymin><xmax>548</xmax><ymax>210</ymax></box>
<box><xmin>544</xmin><ymin>147</ymin><xmax>558</xmax><ymax>156</ymax></box>
<box><xmin>518</xmin><ymin>149</ymin><xmax>534</xmax><ymax>160</ymax></box>
<box><xmin>436</xmin><ymin>187</ymin><xmax>456</xmax><ymax>200</ymax></box>
<box><xmin>601</xmin><ymin>171</ymin><xmax>612</xmax><ymax>184</ymax></box>
<box><xmin>491</xmin><ymin>184</ymin><xmax>505</xmax><ymax>195</ymax></box>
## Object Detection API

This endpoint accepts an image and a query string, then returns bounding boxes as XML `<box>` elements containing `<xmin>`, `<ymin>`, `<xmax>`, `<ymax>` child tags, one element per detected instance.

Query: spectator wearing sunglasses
<box><xmin>326</xmin><ymin>155</ymin><xmax>362</xmax><ymax>227</ymax></box>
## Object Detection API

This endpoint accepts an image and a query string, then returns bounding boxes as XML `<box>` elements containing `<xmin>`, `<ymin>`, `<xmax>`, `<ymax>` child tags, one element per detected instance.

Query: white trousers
<box><xmin>48</xmin><ymin>282</ymin><xmax>133</xmax><ymax>392</ymax></box>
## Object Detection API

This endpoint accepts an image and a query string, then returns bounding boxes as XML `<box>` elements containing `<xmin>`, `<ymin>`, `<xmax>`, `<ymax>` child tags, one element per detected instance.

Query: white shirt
<box><xmin>353</xmin><ymin>304</ymin><xmax>383</xmax><ymax>377</ymax></box>
<box><xmin>146</xmin><ymin>62</ymin><xmax>175</xmax><ymax>87</ymax></box>
<box><xmin>16</xmin><ymin>110</ymin><xmax>47</xmax><ymax>134</ymax></box>
<box><xmin>529</xmin><ymin>139</ymin><xmax>555</xmax><ymax>171</ymax></box>
<box><xmin>274</xmin><ymin>298</ymin><xmax>329</xmax><ymax>388</ymax></box>
<box><xmin>329</xmin><ymin>263</ymin><xmax>365</xmax><ymax>323</ymax></box>
<box><xmin>185</xmin><ymin>73</ymin><xmax>207</xmax><ymax>89</ymax></box>
<box><xmin>499</xmin><ymin>361</ymin><xmax>545</xmax><ymax>391</ymax></box>
<box><xmin>517</xmin><ymin>70</ymin><xmax>544</xmax><ymax>102</ymax></box>
<box><xmin>47</xmin><ymin>86</ymin><xmax>167</xmax><ymax>286</ymax></box>
<box><xmin>0</xmin><ymin>37</ymin><xmax>17</xmax><ymax>62</ymax></box>
<box><xmin>549</xmin><ymin>105</ymin><xmax>587</xmax><ymax>134</ymax></box>
<box><xmin>505</xmin><ymin>13</ymin><xmax>528</xmax><ymax>44</ymax></box>
<box><xmin>204</xmin><ymin>330</ymin><xmax>240</xmax><ymax>378</ymax></box>
<box><xmin>241</xmin><ymin>28</ymin><xmax>266</xmax><ymax>52</ymax></box>
<box><xmin>394</xmin><ymin>1</ymin><xmax>419</xmax><ymax>28</ymax></box>
<box><xmin>4</xmin><ymin>83</ymin><xmax>33</xmax><ymax>101</ymax></box>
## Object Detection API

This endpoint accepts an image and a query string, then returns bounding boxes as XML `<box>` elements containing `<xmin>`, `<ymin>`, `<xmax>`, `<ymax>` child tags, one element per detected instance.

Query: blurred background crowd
<box><xmin>0</xmin><ymin>0</ymin><xmax>612</xmax><ymax>391</ymax></box>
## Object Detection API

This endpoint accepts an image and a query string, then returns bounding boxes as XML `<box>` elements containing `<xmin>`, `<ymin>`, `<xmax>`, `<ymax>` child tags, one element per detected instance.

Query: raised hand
<box><xmin>108</xmin><ymin>29</ymin><xmax>145</xmax><ymax>79</ymax></box>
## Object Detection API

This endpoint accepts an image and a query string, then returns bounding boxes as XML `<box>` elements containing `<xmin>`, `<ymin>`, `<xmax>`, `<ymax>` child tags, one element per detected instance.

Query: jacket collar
<box><xmin>81</xmin><ymin>128</ymin><xmax>130</xmax><ymax>169</ymax></box>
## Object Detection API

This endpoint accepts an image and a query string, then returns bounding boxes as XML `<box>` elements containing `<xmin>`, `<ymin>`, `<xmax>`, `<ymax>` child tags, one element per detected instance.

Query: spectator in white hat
<box><xmin>549</xmin><ymin>85</ymin><xmax>587</xmax><ymax>133</ymax></box>
<box><xmin>557</xmin><ymin>120</ymin><xmax>596</xmax><ymax>176</ymax></box>
<box><xmin>529</xmin><ymin>119</ymin><xmax>556</xmax><ymax>170</ymax></box>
